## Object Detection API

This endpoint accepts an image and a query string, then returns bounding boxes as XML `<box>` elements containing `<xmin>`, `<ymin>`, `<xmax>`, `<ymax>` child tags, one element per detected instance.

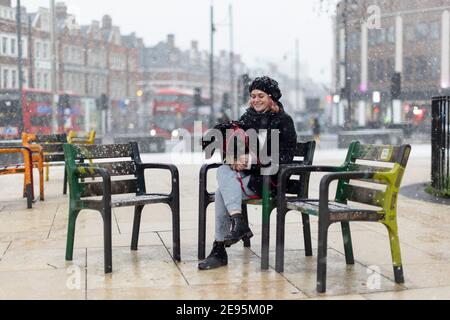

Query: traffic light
<box><xmin>221</xmin><ymin>92</ymin><xmax>230</xmax><ymax>110</ymax></box>
<box><xmin>391</xmin><ymin>72</ymin><xmax>401</xmax><ymax>99</ymax></box>
<box><xmin>241</xmin><ymin>74</ymin><xmax>251</xmax><ymax>104</ymax></box>
<box><xmin>59</xmin><ymin>94</ymin><xmax>70</xmax><ymax>109</ymax></box>
<box><xmin>99</xmin><ymin>94</ymin><xmax>109</xmax><ymax>110</ymax></box>
<box><xmin>194</xmin><ymin>88</ymin><xmax>202</xmax><ymax>107</ymax></box>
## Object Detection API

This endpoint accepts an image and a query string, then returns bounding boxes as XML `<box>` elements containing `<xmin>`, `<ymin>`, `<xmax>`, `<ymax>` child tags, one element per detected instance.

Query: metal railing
<box><xmin>431</xmin><ymin>96</ymin><xmax>450</xmax><ymax>192</ymax></box>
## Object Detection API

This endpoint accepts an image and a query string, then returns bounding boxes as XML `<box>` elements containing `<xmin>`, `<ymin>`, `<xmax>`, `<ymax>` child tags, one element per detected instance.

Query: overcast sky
<box><xmin>21</xmin><ymin>0</ymin><xmax>337</xmax><ymax>85</ymax></box>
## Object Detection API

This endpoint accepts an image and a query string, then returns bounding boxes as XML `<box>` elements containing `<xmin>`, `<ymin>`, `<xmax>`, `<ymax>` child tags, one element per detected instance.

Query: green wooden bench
<box><xmin>275</xmin><ymin>141</ymin><xmax>411</xmax><ymax>293</ymax></box>
<box><xmin>63</xmin><ymin>142</ymin><xmax>180</xmax><ymax>273</ymax></box>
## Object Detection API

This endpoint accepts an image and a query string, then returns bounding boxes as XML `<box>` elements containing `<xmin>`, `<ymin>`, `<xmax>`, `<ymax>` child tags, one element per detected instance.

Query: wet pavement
<box><xmin>1</xmin><ymin>144</ymin><xmax>449</xmax><ymax>300</ymax></box>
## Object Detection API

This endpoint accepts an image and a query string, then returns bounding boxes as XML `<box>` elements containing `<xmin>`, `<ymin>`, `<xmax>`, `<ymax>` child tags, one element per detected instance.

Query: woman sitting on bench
<box><xmin>199</xmin><ymin>76</ymin><xmax>297</xmax><ymax>270</ymax></box>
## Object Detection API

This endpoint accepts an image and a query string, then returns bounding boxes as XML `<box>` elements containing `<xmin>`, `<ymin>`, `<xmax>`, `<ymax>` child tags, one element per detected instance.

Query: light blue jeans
<box><xmin>215</xmin><ymin>165</ymin><xmax>257</xmax><ymax>242</ymax></box>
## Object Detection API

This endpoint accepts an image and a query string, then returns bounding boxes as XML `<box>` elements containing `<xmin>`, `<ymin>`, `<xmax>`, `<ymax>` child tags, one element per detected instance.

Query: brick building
<box><xmin>29</xmin><ymin>7</ymin><xmax>51</xmax><ymax>91</ymax></box>
<box><xmin>334</xmin><ymin>0</ymin><xmax>450</xmax><ymax>128</ymax></box>
<box><xmin>82</xmin><ymin>20</ymin><xmax>108</xmax><ymax>98</ymax></box>
<box><xmin>56</xmin><ymin>3</ymin><xmax>85</xmax><ymax>95</ymax></box>
<box><xmin>0</xmin><ymin>0</ymin><xmax>29</xmax><ymax>90</ymax></box>
<box><xmin>141</xmin><ymin>34</ymin><xmax>247</xmax><ymax>110</ymax></box>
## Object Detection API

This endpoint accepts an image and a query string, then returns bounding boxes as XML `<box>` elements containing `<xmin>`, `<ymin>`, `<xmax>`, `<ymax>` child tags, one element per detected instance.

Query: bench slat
<box><xmin>73</xmin><ymin>144</ymin><xmax>133</xmax><ymax>160</ymax></box>
<box><xmin>353</xmin><ymin>145</ymin><xmax>402</xmax><ymax>163</ymax></box>
<box><xmin>34</xmin><ymin>134</ymin><xmax>67</xmax><ymax>144</ymax></box>
<box><xmin>347</xmin><ymin>163</ymin><xmax>392</xmax><ymax>173</ymax></box>
<box><xmin>342</xmin><ymin>184</ymin><xmax>385</xmax><ymax>207</ymax></box>
<box><xmin>81</xmin><ymin>179</ymin><xmax>137</xmax><ymax>197</ymax></box>
<box><xmin>41</xmin><ymin>144</ymin><xmax>65</xmax><ymax>153</ymax></box>
<box><xmin>286</xmin><ymin>200</ymin><xmax>383</xmax><ymax>222</ymax></box>
<box><xmin>44</xmin><ymin>154</ymin><xmax>65</xmax><ymax>162</ymax></box>
<box><xmin>0</xmin><ymin>166</ymin><xmax>25</xmax><ymax>175</ymax></box>
<box><xmin>111</xmin><ymin>194</ymin><xmax>170</xmax><ymax>208</ymax></box>
<box><xmin>77</xmin><ymin>161</ymin><xmax>136</xmax><ymax>178</ymax></box>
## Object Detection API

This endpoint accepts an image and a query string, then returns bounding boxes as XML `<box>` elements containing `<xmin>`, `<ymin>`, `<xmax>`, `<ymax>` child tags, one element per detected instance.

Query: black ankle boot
<box><xmin>198</xmin><ymin>241</ymin><xmax>228</xmax><ymax>270</ymax></box>
<box><xmin>224</xmin><ymin>215</ymin><xmax>254</xmax><ymax>247</ymax></box>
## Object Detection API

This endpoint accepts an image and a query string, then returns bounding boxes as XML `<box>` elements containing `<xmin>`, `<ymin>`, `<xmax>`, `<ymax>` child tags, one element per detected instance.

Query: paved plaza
<box><xmin>1</xmin><ymin>144</ymin><xmax>449</xmax><ymax>300</ymax></box>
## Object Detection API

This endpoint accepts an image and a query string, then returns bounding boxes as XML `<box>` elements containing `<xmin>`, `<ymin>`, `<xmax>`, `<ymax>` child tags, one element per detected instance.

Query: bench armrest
<box><xmin>0</xmin><ymin>146</ymin><xmax>32</xmax><ymax>154</ymax></box>
<box><xmin>25</xmin><ymin>144</ymin><xmax>44</xmax><ymax>153</ymax></box>
<box><xmin>318</xmin><ymin>171</ymin><xmax>377</xmax><ymax>218</ymax></box>
<box><xmin>74</xmin><ymin>166</ymin><xmax>111</xmax><ymax>202</ymax></box>
<box><xmin>277</xmin><ymin>165</ymin><xmax>346</xmax><ymax>212</ymax></box>
<box><xmin>136</xmin><ymin>163</ymin><xmax>179</xmax><ymax>197</ymax></box>
<box><xmin>199</xmin><ymin>163</ymin><xmax>222</xmax><ymax>195</ymax></box>
<box><xmin>0</xmin><ymin>146</ymin><xmax>33</xmax><ymax>167</ymax></box>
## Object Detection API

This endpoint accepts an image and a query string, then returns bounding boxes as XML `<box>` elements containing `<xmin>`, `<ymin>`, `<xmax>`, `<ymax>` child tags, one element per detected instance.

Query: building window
<box><xmin>387</xmin><ymin>26</ymin><xmax>395</xmax><ymax>44</ymax></box>
<box><xmin>43</xmin><ymin>73</ymin><xmax>49</xmax><ymax>90</ymax></box>
<box><xmin>11</xmin><ymin>70</ymin><xmax>16</xmax><ymax>88</ymax></box>
<box><xmin>415</xmin><ymin>56</ymin><xmax>428</xmax><ymax>81</ymax></box>
<box><xmin>43</xmin><ymin>43</ymin><xmax>48</xmax><ymax>59</ymax></box>
<box><xmin>2</xmin><ymin>37</ymin><xmax>8</xmax><ymax>55</ymax></box>
<box><xmin>431</xmin><ymin>56</ymin><xmax>440</xmax><ymax>80</ymax></box>
<box><xmin>3</xmin><ymin>69</ymin><xmax>9</xmax><ymax>88</ymax></box>
<box><xmin>350</xmin><ymin>63</ymin><xmax>360</xmax><ymax>84</ymax></box>
<box><xmin>404</xmin><ymin>57</ymin><xmax>413</xmax><ymax>81</ymax></box>
<box><xmin>36</xmin><ymin>72</ymin><xmax>41</xmax><ymax>89</ymax></box>
<box><xmin>64</xmin><ymin>46</ymin><xmax>69</xmax><ymax>60</ymax></box>
<box><xmin>430</xmin><ymin>21</ymin><xmax>440</xmax><ymax>40</ymax></box>
<box><xmin>36</xmin><ymin>42</ymin><xmax>41</xmax><ymax>59</ymax></box>
<box><xmin>376</xmin><ymin>60</ymin><xmax>385</xmax><ymax>82</ymax></box>
<box><xmin>369</xmin><ymin>61</ymin><xmax>376</xmax><ymax>82</ymax></box>
<box><xmin>405</xmin><ymin>25</ymin><xmax>415</xmax><ymax>42</ymax></box>
<box><xmin>415</xmin><ymin>22</ymin><xmax>429</xmax><ymax>41</ymax></box>
<box><xmin>376</xmin><ymin>29</ymin><xmax>386</xmax><ymax>45</ymax></box>
<box><xmin>349</xmin><ymin>32</ymin><xmax>360</xmax><ymax>50</ymax></box>
<box><xmin>10</xmin><ymin>38</ymin><xmax>16</xmax><ymax>55</ymax></box>
<box><xmin>387</xmin><ymin>58</ymin><xmax>395</xmax><ymax>77</ymax></box>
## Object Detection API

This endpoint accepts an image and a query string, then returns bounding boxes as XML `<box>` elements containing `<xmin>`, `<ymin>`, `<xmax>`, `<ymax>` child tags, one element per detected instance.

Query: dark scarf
<box><xmin>237</xmin><ymin>105</ymin><xmax>284</xmax><ymax>131</ymax></box>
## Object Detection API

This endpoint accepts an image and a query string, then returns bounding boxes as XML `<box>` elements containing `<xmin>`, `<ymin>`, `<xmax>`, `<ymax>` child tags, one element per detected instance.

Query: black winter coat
<box><xmin>214</xmin><ymin>104</ymin><xmax>298</xmax><ymax>197</ymax></box>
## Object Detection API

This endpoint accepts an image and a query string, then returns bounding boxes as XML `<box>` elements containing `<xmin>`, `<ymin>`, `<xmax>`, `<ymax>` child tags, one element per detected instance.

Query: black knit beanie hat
<box><xmin>249</xmin><ymin>76</ymin><xmax>282</xmax><ymax>102</ymax></box>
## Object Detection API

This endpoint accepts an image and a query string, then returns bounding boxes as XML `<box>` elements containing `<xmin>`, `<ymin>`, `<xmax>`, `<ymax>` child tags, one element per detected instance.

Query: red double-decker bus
<box><xmin>0</xmin><ymin>89</ymin><xmax>82</xmax><ymax>139</ymax></box>
<box><xmin>150</xmin><ymin>88</ymin><xmax>212</xmax><ymax>141</ymax></box>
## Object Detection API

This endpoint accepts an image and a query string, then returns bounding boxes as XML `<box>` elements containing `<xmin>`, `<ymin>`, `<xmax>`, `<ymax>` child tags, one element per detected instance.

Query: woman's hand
<box><xmin>231</xmin><ymin>155</ymin><xmax>249</xmax><ymax>172</ymax></box>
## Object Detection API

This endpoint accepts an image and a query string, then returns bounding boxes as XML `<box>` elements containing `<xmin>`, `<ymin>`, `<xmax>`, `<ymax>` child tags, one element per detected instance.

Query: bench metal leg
<box><xmin>261</xmin><ymin>204</ymin><xmax>272</xmax><ymax>270</ymax></box>
<box><xmin>103</xmin><ymin>207</ymin><xmax>113</xmax><ymax>274</ymax></box>
<box><xmin>22</xmin><ymin>175</ymin><xmax>27</xmax><ymax>198</ymax></box>
<box><xmin>384</xmin><ymin>221</ymin><xmax>404</xmax><ymax>284</ymax></box>
<box><xmin>25</xmin><ymin>184</ymin><xmax>33</xmax><ymax>209</ymax></box>
<box><xmin>317</xmin><ymin>218</ymin><xmax>330</xmax><ymax>293</ymax></box>
<box><xmin>198</xmin><ymin>191</ymin><xmax>209</xmax><ymax>260</ymax></box>
<box><xmin>131</xmin><ymin>205</ymin><xmax>144</xmax><ymax>251</ymax></box>
<box><xmin>171</xmin><ymin>198</ymin><xmax>181</xmax><ymax>262</ymax></box>
<box><xmin>242</xmin><ymin>205</ymin><xmax>251</xmax><ymax>248</ymax></box>
<box><xmin>65</xmin><ymin>209</ymin><xmax>80</xmax><ymax>261</ymax></box>
<box><xmin>341</xmin><ymin>222</ymin><xmax>354</xmax><ymax>265</ymax></box>
<box><xmin>63</xmin><ymin>167</ymin><xmax>68</xmax><ymax>195</ymax></box>
<box><xmin>45</xmin><ymin>164</ymin><xmax>50</xmax><ymax>182</ymax></box>
<box><xmin>275</xmin><ymin>211</ymin><xmax>286</xmax><ymax>273</ymax></box>
<box><xmin>38</xmin><ymin>161</ymin><xmax>44</xmax><ymax>201</ymax></box>
<box><xmin>302</xmin><ymin>214</ymin><xmax>313</xmax><ymax>257</ymax></box>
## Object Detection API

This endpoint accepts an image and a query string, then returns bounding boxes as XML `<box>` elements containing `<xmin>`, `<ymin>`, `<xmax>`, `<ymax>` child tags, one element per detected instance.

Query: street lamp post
<box><xmin>16</xmin><ymin>0</ymin><xmax>24</xmax><ymax>135</ymax></box>
<box><xmin>341</xmin><ymin>0</ymin><xmax>353</xmax><ymax>129</ymax></box>
<box><xmin>210</xmin><ymin>4</ymin><xmax>215</xmax><ymax>127</ymax></box>
<box><xmin>50</xmin><ymin>0</ymin><xmax>59</xmax><ymax>133</ymax></box>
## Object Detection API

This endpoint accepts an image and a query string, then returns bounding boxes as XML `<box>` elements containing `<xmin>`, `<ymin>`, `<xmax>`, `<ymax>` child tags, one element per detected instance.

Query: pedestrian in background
<box><xmin>312</xmin><ymin>117</ymin><xmax>321</xmax><ymax>146</ymax></box>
